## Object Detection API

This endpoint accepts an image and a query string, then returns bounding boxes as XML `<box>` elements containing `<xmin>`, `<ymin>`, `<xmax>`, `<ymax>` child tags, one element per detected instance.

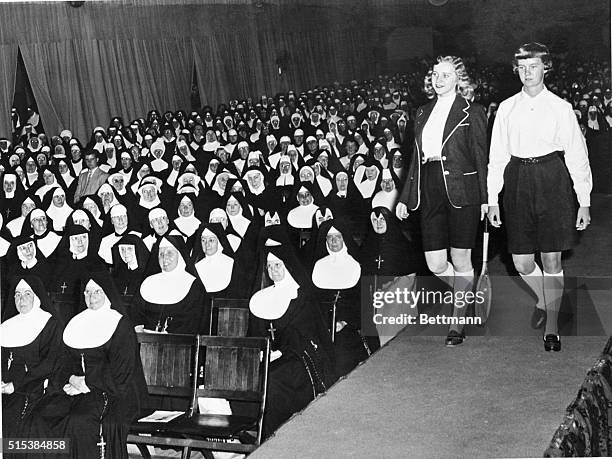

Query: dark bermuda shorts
<box><xmin>420</xmin><ymin>161</ymin><xmax>480</xmax><ymax>252</ymax></box>
<box><xmin>503</xmin><ymin>152</ymin><xmax>577</xmax><ymax>254</ymax></box>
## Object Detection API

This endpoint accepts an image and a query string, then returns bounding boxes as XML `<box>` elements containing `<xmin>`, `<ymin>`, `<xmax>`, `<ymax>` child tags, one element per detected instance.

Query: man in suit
<box><xmin>73</xmin><ymin>151</ymin><xmax>109</xmax><ymax>204</ymax></box>
<box><xmin>396</xmin><ymin>56</ymin><xmax>488</xmax><ymax>347</ymax></box>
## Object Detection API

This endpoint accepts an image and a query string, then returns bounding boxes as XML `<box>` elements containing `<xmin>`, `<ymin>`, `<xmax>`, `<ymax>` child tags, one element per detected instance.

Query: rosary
<box><xmin>97</xmin><ymin>392</ymin><xmax>109</xmax><ymax>459</ymax></box>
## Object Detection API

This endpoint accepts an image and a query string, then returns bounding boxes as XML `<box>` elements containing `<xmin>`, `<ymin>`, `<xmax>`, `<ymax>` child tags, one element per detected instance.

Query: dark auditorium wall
<box><xmin>0</xmin><ymin>1</ymin><xmax>375</xmax><ymax>140</ymax></box>
<box><xmin>365</xmin><ymin>0</ymin><xmax>609</xmax><ymax>67</ymax></box>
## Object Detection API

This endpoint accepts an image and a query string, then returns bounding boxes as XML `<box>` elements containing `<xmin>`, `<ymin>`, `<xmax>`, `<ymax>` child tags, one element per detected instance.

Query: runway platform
<box><xmin>253</xmin><ymin>193</ymin><xmax>612</xmax><ymax>458</ymax></box>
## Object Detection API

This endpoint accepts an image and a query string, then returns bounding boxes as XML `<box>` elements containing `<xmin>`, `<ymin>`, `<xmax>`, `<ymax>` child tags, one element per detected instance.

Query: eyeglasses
<box><xmin>14</xmin><ymin>290</ymin><xmax>34</xmax><ymax>299</ymax></box>
<box><xmin>84</xmin><ymin>289</ymin><xmax>104</xmax><ymax>297</ymax></box>
<box><xmin>326</xmin><ymin>234</ymin><xmax>343</xmax><ymax>243</ymax></box>
<box><xmin>267</xmin><ymin>261</ymin><xmax>284</xmax><ymax>270</ymax></box>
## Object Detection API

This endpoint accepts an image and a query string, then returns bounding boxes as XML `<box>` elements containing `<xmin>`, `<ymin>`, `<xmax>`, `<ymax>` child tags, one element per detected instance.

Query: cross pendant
<box><xmin>268</xmin><ymin>322</ymin><xmax>276</xmax><ymax>341</ymax></box>
<box><xmin>376</xmin><ymin>255</ymin><xmax>384</xmax><ymax>270</ymax></box>
<box><xmin>123</xmin><ymin>286</ymin><xmax>128</xmax><ymax>295</ymax></box>
<box><xmin>97</xmin><ymin>436</ymin><xmax>106</xmax><ymax>459</ymax></box>
<box><xmin>60</xmin><ymin>281</ymin><xmax>68</xmax><ymax>294</ymax></box>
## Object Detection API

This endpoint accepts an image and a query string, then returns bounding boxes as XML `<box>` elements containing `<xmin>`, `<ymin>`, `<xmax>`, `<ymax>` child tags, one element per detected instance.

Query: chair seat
<box><xmin>130</xmin><ymin>414</ymin><xmax>257</xmax><ymax>441</ymax></box>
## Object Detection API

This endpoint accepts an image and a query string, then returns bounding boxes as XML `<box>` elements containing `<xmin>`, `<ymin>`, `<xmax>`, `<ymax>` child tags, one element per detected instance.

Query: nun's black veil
<box><xmin>252</xmin><ymin>225</ymin><xmax>312</xmax><ymax>294</ymax></box>
<box><xmin>3</xmin><ymin>274</ymin><xmax>59</xmax><ymax>322</ymax></box>
<box><xmin>82</xmin><ymin>270</ymin><xmax>127</xmax><ymax>316</ymax></box>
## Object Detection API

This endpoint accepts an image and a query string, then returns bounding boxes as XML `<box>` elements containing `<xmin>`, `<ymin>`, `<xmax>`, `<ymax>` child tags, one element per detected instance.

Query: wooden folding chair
<box><xmin>48</xmin><ymin>291</ymin><xmax>79</xmax><ymax>325</ymax></box>
<box><xmin>319</xmin><ymin>298</ymin><xmax>338</xmax><ymax>343</ymax></box>
<box><xmin>127</xmin><ymin>333</ymin><xmax>199</xmax><ymax>459</ymax></box>
<box><xmin>208</xmin><ymin>298</ymin><xmax>250</xmax><ymax>337</ymax></box>
<box><xmin>128</xmin><ymin>335</ymin><xmax>270</xmax><ymax>458</ymax></box>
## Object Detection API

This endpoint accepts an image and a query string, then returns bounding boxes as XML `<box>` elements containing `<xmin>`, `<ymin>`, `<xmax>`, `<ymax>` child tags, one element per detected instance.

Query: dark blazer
<box><xmin>398</xmin><ymin>95</ymin><xmax>488</xmax><ymax>210</ymax></box>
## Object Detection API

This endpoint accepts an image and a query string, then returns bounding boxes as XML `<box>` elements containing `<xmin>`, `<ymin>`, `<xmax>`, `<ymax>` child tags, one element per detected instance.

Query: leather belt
<box><xmin>510</xmin><ymin>151</ymin><xmax>561</xmax><ymax>165</ymax></box>
<box><xmin>422</xmin><ymin>156</ymin><xmax>442</xmax><ymax>164</ymax></box>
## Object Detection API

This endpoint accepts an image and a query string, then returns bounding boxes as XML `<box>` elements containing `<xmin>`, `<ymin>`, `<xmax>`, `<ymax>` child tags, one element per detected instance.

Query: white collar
<box><xmin>371</xmin><ymin>189</ymin><xmax>399</xmax><ymax>211</ymax></box>
<box><xmin>99</xmin><ymin>233</ymin><xmax>122</xmax><ymax>265</ymax></box>
<box><xmin>1</xmin><ymin>304</ymin><xmax>51</xmax><ymax>347</ymax></box>
<box><xmin>276</xmin><ymin>173</ymin><xmax>294</xmax><ymax>186</ymax></box>
<box><xmin>312</xmin><ymin>250</ymin><xmax>361</xmax><ymax>289</ymax></box>
<box><xmin>139</xmin><ymin>196</ymin><xmax>161</xmax><ymax>209</ymax></box>
<box><xmin>140</xmin><ymin>267</ymin><xmax>196</xmax><ymax>304</ymax></box>
<box><xmin>195</xmin><ymin>251</ymin><xmax>234</xmax><ymax>292</ymax></box>
<box><xmin>6</xmin><ymin>216</ymin><xmax>25</xmax><ymax>237</ymax></box>
<box><xmin>174</xmin><ymin>215</ymin><xmax>201</xmax><ymax>237</ymax></box>
<box><xmin>287</xmin><ymin>203</ymin><xmax>318</xmax><ymax>229</ymax></box>
<box><xmin>316</xmin><ymin>175</ymin><xmax>332</xmax><ymax>197</ymax></box>
<box><xmin>0</xmin><ymin>236</ymin><xmax>9</xmax><ymax>257</ymax></box>
<box><xmin>35</xmin><ymin>232</ymin><xmax>61</xmax><ymax>258</ymax></box>
<box><xmin>249</xmin><ymin>274</ymin><xmax>299</xmax><ymax>320</ymax></box>
<box><xmin>227</xmin><ymin>212</ymin><xmax>250</xmax><ymax>237</ymax></box>
<box><xmin>151</xmin><ymin>158</ymin><xmax>169</xmax><ymax>172</ymax></box>
<box><xmin>46</xmin><ymin>203</ymin><xmax>73</xmax><ymax>229</ymax></box>
<box><xmin>63</xmin><ymin>300</ymin><xmax>122</xmax><ymax>349</ymax></box>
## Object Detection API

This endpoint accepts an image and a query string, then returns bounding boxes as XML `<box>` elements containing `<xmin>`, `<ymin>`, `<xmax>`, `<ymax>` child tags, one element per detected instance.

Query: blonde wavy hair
<box><xmin>423</xmin><ymin>56</ymin><xmax>475</xmax><ymax>100</ymax></box>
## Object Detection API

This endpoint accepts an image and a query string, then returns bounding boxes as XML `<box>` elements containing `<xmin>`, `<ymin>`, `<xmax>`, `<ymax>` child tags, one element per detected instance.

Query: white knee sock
<box><xmin>543</xmin><ymin>270</ymin><xmax>564</xmax><ymax>336</ymax></box>
<box><xmin>450</xmin><ymin>269</ymin><xmax>475</xmax><ymax>332</ymax></box>
<box><xmin>519</xmin><ymin>264</ymin><xmax>545</xmax><ymax>310</ymax></box>
<box><xmin>434</xmin><ymin>262</ymin><xmax>455</xmax><ymax>289</ymax></box>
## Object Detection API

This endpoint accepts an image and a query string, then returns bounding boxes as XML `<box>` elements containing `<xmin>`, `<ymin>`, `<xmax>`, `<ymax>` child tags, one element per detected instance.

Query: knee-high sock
<box><xmin>450</xmin><ymin>269</ymin><xmax>474</xmax><ymax>332</ymax></box>
<box><xmin>434</xmin><ymin>262</ymin><xmax>455</xmax><ymax>289</ymax></box>
<box><xmin>519</xmin><ymin>264</ymin><xmax>545</xmax><ymax>310</ymax></box>
<box><xmin>543</xmin><ymin>270</ymin><xmax>564</xmax><ymax>336</ymax></box>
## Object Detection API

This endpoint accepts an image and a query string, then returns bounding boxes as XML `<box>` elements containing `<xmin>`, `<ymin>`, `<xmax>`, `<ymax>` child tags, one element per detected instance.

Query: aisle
<box><xmin>253</xmin><ymin>335</ymin><xmax>609</xmax><ymax>458</ymax></box>
<box><xmin>252</xmin><ymin>194</ymin><xmax>612</xmax><ymax>458</ymax></box>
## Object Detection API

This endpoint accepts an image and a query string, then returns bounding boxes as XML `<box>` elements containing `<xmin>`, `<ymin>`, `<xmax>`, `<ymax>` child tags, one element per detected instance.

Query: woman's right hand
<box><xmin>396</xmin><ymin>202</ymin><xmax>409</xmax><ymax>220</ymax></box>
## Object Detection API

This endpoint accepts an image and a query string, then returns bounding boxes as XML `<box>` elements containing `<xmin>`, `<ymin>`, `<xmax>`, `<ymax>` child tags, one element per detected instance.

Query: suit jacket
<box><xmin>73</xmin><ymin>167</ymin><xmax>109</xmax><ymax>204</ymax></box>
<box><xmin>398</xmin><ymin>95</ymin><xmax>488</xmax><ymax>210</ymax></box>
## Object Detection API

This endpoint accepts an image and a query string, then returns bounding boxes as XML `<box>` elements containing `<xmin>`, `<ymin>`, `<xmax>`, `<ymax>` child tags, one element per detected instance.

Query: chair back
<box><xmin>48</xmin><ymin>291</ymin><xmax>79</xmax><ymax>325</ymax></box>
<box><xmin>320</xmin><ymin>299</ymin><xmax>337</xmax><ymax>342</ymax></box>
<box><xmin>136</xmin><ymin>332</ymin><xmax>199</xmax><ymax>398</ymax></box>
<box><xmin>192</xmin><ymin>335</ymin><xmax>270</xmax><ymax>443</ymax></box>
<box><xmin>209</xmin><ymin>298</ymin><xmax>250</xmax><ymax>337</ymax></box>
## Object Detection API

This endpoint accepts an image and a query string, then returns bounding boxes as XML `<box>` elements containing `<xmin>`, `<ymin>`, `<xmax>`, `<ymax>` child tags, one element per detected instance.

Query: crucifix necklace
<box><xmin>267</xmin><ymin>322</ymin><xmax>276</xmax><ymax>341</ymax></box>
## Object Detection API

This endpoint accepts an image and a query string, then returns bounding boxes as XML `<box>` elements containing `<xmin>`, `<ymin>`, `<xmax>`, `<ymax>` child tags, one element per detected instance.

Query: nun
<box><xmin>208</xmin><ymin>208</ymin><xmax>243</xmax><ymax>253</ymax></box>
<box><xmin>131</xmin><ymin>235</ymin><xmax>205</xmax><ymax>334</ymax></box>
<box><xmin>36</xmin><ymin>274</ymin><xmax>149</xmax><ymax>459</ymax></box>
<box><xmin>1</xmin><ymin>275</ymin><xmax>63</xmax><ymax>443</ymax></box>
<box><xmin>110</xmin><ymin>233</ymin><xmax>150</xmax><ymax>297</ymax></box>
<box><xmin>6</xmin><ymin>195</ymin><xmax>37</xmax><ymax>237</ymax></box>
<box><xmin>172</xmin><ymin>194</ymin><xmax>201</xmax><ymax>239</ymax></box>
<box><xmin>312</xmin><ymin>220</ymin><xmax>379</xmax><ymax>376</ymax></box>
<box><xmin>98</xmin><ymin>204</ymin><xmax>139</xmax><ymax>266</ymax></box>
<box><xmin>192</xmin><ymin>223</ymin><xmax>248</xmax><ymax>299</ymax></box>
<box><xmin>371</xmin><ymin>168</ymin><xmax>400</xmax><ymax>211</ymax></box>
<box><xmin>360</xmin><ymin>207</ymin><xmax>424</xmax><ymax>344</ymax></box>
<box><xmin>6</xmin><ymin>236</ymin><xmax>51</xmax><ymax>283</ymax></box>
<box><xmin>44</xmin><ymin>187</ymin><xmax>73</xmax><ymax>233</ymax></box>
<box><xmin>248</xmin><ymin>232</ymin><xmax>337</xmax><ymax>438</ymax></box>
<box><xmin>52</xmin><ymin>224</ymin><xmax>109</xmax><ymax>323</ymax></box>
<box><xmin>1</xmin><ymin>172</ymin><xmax>25</xmax><ymax>221</ymax></box>
<box><xmin>26</xmin><ymin>208</ymin><xmax>62</xmax><ymax>261</ymax></box>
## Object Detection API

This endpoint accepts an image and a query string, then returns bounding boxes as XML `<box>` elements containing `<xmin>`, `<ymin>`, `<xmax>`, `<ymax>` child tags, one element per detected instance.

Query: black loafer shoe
<box><xmin>531</xmin><ymin>307</ymin><xmax>547</xmax><ymax>329</ymax></box>
<box><xmin>543</xmin><ymin>334</ymin><xmax>561</xmax><ymax>352</ymax></box>
<box><xmin>445</xmin><ymin>330</ymin><xmax>465</xmax><ymax>347</ymax></box>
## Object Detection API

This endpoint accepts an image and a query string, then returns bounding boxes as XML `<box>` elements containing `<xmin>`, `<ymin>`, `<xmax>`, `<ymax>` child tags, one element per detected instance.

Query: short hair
<box><xmin>512</xmin><ymin>42</ymin><xmax>553</xmax><ymax>73</ymax></box>
<box><xmin>423</xmin><ymin>56</ymin><xmax>475</xmax><ymax>101</ymax></box>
